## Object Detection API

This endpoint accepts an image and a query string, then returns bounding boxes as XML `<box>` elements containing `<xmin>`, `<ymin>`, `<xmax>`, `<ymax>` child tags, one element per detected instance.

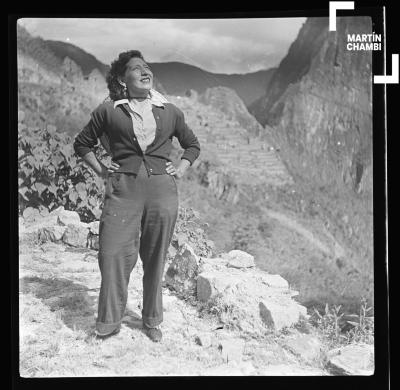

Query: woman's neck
<box><xmin>128</xmin><ymin>90</ymin><xmax>151</xmax><ymax>102</ymax></box>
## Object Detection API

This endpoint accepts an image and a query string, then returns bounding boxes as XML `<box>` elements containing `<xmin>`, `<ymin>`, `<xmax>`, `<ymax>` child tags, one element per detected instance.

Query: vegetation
<box><xmin>310</xmin><ymin>298</ymin><xmax>374</xmax><ymax>348</ymax></box>
<box><xmin>18</xmin><ymin>123</ymin><xmax>108</xmax><ymax>222</ymax></box>
<box><xmin>172</xmin><ymin>207</ymin><xmax>214</xmax><ymax>258</ymax></box>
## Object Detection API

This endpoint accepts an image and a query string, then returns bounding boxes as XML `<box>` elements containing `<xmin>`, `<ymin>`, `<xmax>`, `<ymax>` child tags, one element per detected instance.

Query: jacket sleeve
<box><xmin>174</xmin><ymin>107</ymin><xmax>200</xmax><ymax>165</ymax></box>
<box><xmin>73</xmin><ymin>104</ymin><xmax>107</xmax><ymax>157</ymax></box>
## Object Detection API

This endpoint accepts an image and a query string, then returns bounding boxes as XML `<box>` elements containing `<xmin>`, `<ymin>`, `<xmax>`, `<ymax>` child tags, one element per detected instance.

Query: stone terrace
<box><xmin>168</xmin><ymin>95</ymin><xmax>292</xmax><ymax>187</ymax></box>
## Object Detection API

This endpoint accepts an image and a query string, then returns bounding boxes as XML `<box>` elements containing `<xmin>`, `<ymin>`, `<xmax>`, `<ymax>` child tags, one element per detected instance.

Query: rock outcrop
<box><xmin>250</xmin><ymin>17</ymin><xmax>372</xmax><ymax>196</ymax></box>
<box><xmin>20</xmin><ymin>206</ymin><xmax>99</xmax><ymax>250</ymax></box>
<box><xmin>249</xmin><ymin>17</ymin><xmax>374</xmax><ymax>307</ymax></box>
<box><xmin>165</xmin><ymin>244</ymin><xmax>307</xmax><ymax>333</ymax></box>
<box><xmin>326</xmin><ymin>344</ymin><xmax>374</xmax><ymax>375</ymax></box>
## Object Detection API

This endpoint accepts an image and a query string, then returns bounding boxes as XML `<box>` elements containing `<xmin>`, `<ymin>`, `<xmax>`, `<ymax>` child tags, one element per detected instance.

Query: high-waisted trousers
<box><xmin>96</xmin><ymin>162</ymin><xmax>179</xmax><ymax>335</ymax></box>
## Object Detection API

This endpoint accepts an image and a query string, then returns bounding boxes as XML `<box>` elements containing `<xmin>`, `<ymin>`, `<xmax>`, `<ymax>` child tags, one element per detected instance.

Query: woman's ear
<box><xmin>118</xmin><ymin>79</ymin><xmax>126</xmax><ymax>88</ymax></box>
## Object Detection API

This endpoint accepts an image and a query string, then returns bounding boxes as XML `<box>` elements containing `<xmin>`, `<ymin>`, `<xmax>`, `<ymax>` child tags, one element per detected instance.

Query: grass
<box><xmin>309</xmin><ymin>298</ymin><xmax>374</xmax><ymax>349</ymax></box>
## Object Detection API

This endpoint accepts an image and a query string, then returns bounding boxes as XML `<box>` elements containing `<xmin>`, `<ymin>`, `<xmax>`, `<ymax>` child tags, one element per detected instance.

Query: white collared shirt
<box><xmin>114</xmin><ymin>89</ymin><xmax>168</xmax><ymax>152</ymax></box>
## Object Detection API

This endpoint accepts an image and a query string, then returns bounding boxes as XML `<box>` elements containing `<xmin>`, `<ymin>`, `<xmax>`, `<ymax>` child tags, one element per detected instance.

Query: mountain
<box><xmin>249</xmin><ymin>17</ymin><xmax>373</xmax><ymax>306</ymax></box>
<box><xmin>46</xmin><ymin>40</ymin><xmax>110</xmax><ymax>78</ymax></box>
<box><xmin>149</xmin><ymin>62</ymin><xmax>275</xmax><ymax>106</ymax></box>
<box><xmin>41</xmin><ymin>39</ymin><xmax>275</xmax><ymax>106</ymax></box>
<box><xmin>17</xmin><ymin>24</ymin><xmax>109</xmax><ymax>134</ymax></box>
<box><xmin>249</xmin><ymin>17</ymin><xmax>372</xmax><ymax>196</ymax></box>
<box><xmin>44</xmin><ymin>40</ymin><xmax>166</xmax><ymax>94</ymax></box>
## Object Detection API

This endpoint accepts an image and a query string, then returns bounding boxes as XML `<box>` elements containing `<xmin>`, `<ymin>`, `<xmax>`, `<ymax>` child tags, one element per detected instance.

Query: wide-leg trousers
<box><xmin>96</xmin><ymin>162</ymin><xmax>179</xmax><ymax>335</ymax></box>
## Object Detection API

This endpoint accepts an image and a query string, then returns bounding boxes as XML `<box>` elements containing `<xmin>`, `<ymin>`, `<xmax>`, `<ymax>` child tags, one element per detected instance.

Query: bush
<box><xmin>18</xmin><ymin>124</ymin><xmax>108</xmax><ymax>222</ymax></box>
<box><xmin>310</xmin><ymin>298</ymin><xmax>374</xmax><ymax>348</ymax></box>
<box><xmin>171</xmin><ymin>207</ymin><xmax>214</xmax><ymax>257</ymax></box>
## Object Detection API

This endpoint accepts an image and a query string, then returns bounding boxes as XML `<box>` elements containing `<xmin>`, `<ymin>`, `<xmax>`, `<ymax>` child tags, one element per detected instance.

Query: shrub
<box><xmin>171</xmin><ymin>207</ymin><xmax>214</xmax><ymax>257</ymax></box>
<box><xmin>343</xmin><ymin>298</ymin><xmax>374</xmax><ymax>344</ymax></box>
<box><xmin>18</xmin><ymin>124</ymin><xmax>109</xmax><ymax>222</ymax></box>
<box><xmin>310</xmin><ymin>298</ymin><xmax>374</xmax><ymax>348</ymax></box>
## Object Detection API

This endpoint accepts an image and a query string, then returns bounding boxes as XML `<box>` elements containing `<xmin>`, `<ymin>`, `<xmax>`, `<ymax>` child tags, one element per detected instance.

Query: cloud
<box><xmin>18</xmin><ymin>17</ymin><xmax>305</xmax><ymax>74</ymax></box>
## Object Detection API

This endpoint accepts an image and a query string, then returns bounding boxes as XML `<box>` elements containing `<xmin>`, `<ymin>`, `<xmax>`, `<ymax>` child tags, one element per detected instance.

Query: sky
<box><xmin>18</xmin><ymin>18</ymin><xmax>306</xmax><ymax>74</ymax></box>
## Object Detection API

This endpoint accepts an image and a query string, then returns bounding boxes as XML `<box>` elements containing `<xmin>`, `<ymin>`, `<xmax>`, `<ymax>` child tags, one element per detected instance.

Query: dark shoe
<box><xmin>95</xmin><ymin>327</ymin><xmax>120</xmax><ymax>340</ymax></box>
<box><xmin>143</xmin><ymin>325</ymin><xmax>162</xmax><ymax>343</ymax></box>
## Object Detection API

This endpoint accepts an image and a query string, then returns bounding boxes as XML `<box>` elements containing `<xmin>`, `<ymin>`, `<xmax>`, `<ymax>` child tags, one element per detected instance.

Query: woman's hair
<box><xmin>106</xmin><ymin>50</ymin><xmax>145</xmax><ymax>101</ymax></box>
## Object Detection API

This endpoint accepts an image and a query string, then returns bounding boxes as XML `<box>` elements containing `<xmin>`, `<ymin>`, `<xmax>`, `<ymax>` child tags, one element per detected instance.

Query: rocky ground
<box><xmin>18</xmin><ymin>209</ymin><xmax>374</xmax><ymax>377</ymax></box>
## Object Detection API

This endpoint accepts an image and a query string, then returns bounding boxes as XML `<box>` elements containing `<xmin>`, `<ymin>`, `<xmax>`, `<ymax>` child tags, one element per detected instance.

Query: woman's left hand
<box><xmin>166</xmin><ymin>161</ymin><xmax>184</xmax><ymax>179</ymax></box>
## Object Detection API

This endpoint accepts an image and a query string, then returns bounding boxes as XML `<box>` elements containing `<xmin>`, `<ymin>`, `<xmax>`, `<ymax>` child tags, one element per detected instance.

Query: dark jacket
<box><xmin>73</xmin><ymin>101</ymin><xmax>200</xmax><ymax>174</ymax></box>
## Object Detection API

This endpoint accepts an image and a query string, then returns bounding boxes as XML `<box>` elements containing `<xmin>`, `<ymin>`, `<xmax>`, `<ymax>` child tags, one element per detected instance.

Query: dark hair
<box><xmin>106</xmin><ymin>50</ymin><xmax>145</xmax><ymax>101</ymax></box>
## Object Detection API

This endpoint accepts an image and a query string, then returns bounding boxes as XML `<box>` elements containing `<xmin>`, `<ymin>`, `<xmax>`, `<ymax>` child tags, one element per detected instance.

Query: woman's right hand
<box><xmin>98</xmin><ymin>162</ymin><xmax>120</xmax><ymax>179</ymax></box>
<box><xmin>107</xmin><ymin>161</ymin><xmax>121</xmax><ymax>174</ymax></box>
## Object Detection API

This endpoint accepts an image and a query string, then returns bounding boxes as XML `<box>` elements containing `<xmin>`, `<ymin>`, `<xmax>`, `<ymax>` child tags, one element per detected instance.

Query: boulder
<box><xmin>24</xmin><ymin>214</ymin><xmax>58</xmax><ymax>228</ymax></box>
<box><xmin>259</xmin><ymin>300</ymin><xmax>307</xmax><ymax>332</ymax></box>
<box><xmin>38</xmin><ymin>225</ymin><xmax>67</xmax><ymax>243</ymax></box>
<box><xmin>49</xmin><ymin>206</ymin><xmax>65</xmax><ymax>216</ymax></box>
<box><xmin>22</xmin><ymin>207</ymin><xmax>41</xmax><ymax>223</ymax></box>
<box><xmin>197</xmin><ymin>272</ymin><xmax>241</xmax><ymax>302</ymax></box>
<box><xmin>327</xmin><ymin>344</ymin><xmax>374</xmax><ymax>375</ymax></box>
<box><xmin>88</xmin><ymin>221</ymin><xmax>100</xmax><ymax>235</ymax></box>
<box><xmin>62</xmin><ymin>223</ymin><xmax>89</xmax><ymax>247</ymax></box>
<box><xmin>195</xmin><ymin>262</ymin><xmax>307</xmax><ymax>333</ymax></box>
<box><xmin>283</xmin><ymin>334</ymin><xmax>323</xmax><ymax>363</ymax></box>
<box><xmin>223</xmin><ymin>250</ymin><xmax>255</xmax><ymax>269</ymax></box>
<box><xmin>260</xmin><ymin>274</ymin><xmax>289</xmax><ymax>289</ymax></box>
<box><xmin>199</xmin><ymin>256</ymin><xmax>228</xmax><ymax>272</ymax></box>
<box><xmin>165</xmin><ymin>243</ymin><xmax>201</xmax><ymax>295</ymax></box>
<box><xmin>38</xmin><ymin>207</ymin><xmax>50</xmax><ymax>217</ymax></box>
<box><xmin>56</xmin><ymin>210</ymin><xmax>81</xmax><ymax>226</ymax></box>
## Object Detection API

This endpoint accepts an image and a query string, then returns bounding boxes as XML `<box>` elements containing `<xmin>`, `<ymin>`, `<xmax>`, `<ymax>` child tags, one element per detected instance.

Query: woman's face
<box><xmin>122</xmin><ymin>57</ymin><xmax>153</xmax><ymax>96</ymax></box>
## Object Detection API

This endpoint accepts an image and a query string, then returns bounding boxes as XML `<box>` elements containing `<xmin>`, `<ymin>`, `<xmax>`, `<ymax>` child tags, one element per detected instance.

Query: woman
<box><xmin>73</xmin><ymin>50</ymin><xmax>200</xmax><ymax>342</ymax></box>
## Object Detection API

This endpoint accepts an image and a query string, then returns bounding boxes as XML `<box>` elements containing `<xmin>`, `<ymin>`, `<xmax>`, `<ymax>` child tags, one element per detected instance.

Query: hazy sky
<box><xmin>18</xmin><ymin>18</ymin><xmax>306</xmax><ymax>74</ymax></box>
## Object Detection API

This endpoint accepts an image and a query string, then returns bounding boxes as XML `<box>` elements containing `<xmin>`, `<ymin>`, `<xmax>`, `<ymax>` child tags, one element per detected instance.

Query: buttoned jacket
<box><xmin>73</xmin><ymin>99</ymin><xmax>200</xmax><ymax>175</ymax></box>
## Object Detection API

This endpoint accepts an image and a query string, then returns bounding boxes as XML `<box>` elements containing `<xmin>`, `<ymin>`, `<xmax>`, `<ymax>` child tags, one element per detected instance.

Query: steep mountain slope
<box><xmin>17</xmin><ymin>25</ymin><xmax>109</xmax><ymax>134</ymax></box>
<box><xmin>250</xmin><ymin>17</ymin><xmax>372</xmax><ymax>195</ymax></box>
<box><xmin>45</xmin><ymin>40</ymin><xmax>167</xmax><ymax>95</ymax></box>
<box><xmin>167</xmin><ymin>91</ymin><xmax>371</xmax><ymax>309</ymax></box>
<box><xmin>249</xmin><ymin>17</ymin><xmax>373</xmax><ymax>306</ymax></box>
<box><xmin>46</xmin><ymin>40</ymin><xmax>110</xmax><ymax>78</ymax></box>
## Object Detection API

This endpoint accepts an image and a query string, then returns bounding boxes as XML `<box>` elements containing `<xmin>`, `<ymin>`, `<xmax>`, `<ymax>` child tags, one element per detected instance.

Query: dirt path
<box><xmin>262</xmin><ymin>208</ymin><xmax>345</xmax><ymax>258</ymax></box>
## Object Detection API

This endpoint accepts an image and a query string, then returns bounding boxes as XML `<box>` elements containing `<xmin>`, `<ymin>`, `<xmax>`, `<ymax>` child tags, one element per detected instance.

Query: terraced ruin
<box><xmin>169</xmin><ymin>95</ymin><xmax>292</xmax><ymax>188</ymax></box>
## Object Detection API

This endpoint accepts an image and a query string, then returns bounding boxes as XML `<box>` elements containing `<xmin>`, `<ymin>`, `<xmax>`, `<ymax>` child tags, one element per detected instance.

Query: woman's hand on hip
<box><xmin>107</xmin><ymin>161</ymin><xmax>121</xmax><ymax>174</ymax></box>
<box><xmin>99</xmin><ymin>161</ymin><xmax>120</xmax><ymax>179</ymax></box>
<box><xmin>166</xmin><ymin>161</ymin><xmax>184</xmax><ymax>179</ymax></box>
